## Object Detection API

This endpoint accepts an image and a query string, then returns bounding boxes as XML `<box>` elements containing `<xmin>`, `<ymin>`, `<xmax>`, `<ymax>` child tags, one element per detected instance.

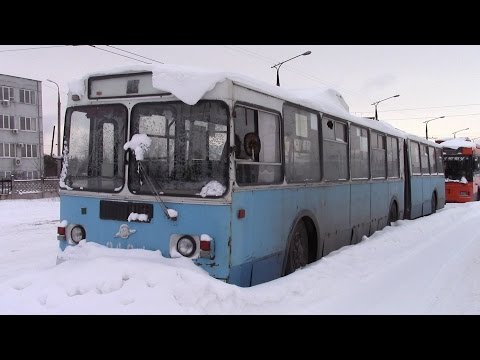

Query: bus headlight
<box><xmin>71</xmin><ymin>225</ymin><xmax>86</xmax><ymax>244</ymax></box>
<box><xmin>176</xmin><ymin>235</ymin><xmax>196</xmax><ymax>257</ymax></box>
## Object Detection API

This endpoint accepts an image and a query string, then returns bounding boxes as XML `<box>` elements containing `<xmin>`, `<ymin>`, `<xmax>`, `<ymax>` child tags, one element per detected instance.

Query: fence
<box><xmin>0</xmin><ymin>178</ymin><xmax>59</xmax><ymax>200</ymax></box>
<box><xmin>0</xmin><ymin>179</ymin><xmax>12</xmax><ymax>195</ymax></box>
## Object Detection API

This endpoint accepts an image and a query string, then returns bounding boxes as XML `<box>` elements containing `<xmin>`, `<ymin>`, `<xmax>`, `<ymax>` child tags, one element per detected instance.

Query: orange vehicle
<box><xmin>441</xmin><ymin>139</ymin><xmax>480</xmax><ymax>203</ymax></box>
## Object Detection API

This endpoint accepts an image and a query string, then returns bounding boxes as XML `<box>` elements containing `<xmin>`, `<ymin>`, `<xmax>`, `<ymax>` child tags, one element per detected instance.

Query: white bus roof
<box><xmin>69</xmin><ymin>63</ymin><xmax>436</xmax><ymax>144</ymax></box>
<box><xmin>441</xmin><ymin>138</ymin><xmax>478</xmax><ymax>150</ymax></box>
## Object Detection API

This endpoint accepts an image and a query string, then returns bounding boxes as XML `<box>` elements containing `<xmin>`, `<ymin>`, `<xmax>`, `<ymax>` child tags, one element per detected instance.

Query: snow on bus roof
<box><xmin>440</xmin><ymin>138</ymin><xmax>477</xmax><ymax>150</ymax></box>
<box><xmin>406</xmin><ymin>133</ymin><xmax>442</xmax><ymax>147</ymax></box>
<box><xmin>69</xmin><ymin>63</ymin><xmax>412</xmax><ymax>139</ymax></box>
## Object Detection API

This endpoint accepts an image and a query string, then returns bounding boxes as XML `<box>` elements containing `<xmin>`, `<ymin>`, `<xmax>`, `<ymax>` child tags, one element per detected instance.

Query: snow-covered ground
<box><xmin>0</xmin><ymin>197</ymin><xmax>479</xmax><ymax>314</ymax></box>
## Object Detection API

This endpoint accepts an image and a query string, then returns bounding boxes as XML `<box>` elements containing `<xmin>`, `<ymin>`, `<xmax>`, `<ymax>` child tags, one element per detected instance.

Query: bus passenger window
<box><xmin>323</xmin><ymin>117</ymin><xmax>348</xmax><ymax>181</ymax></box>
<box><xmin>420</xmin><ymin>144</ymin><xmax>429</xmax><ymax>174</ymax></box>
<box><xmin>410</xmin><ymin>142</ymin><xmax>421</xmax><ymax>175</ymax></box>
<box><xmin>283</xmin><ymin>104</ymin><xmax>320</xmax><ymax>182</ymax></box>
<box><xmin>234</xmin><ymin>106</ymin><xmax>282</xmax><ymax>185</ymax></box>
<box><xmin>372</xmin><ymin>132</ymin><xmax>386</xmax><ymax>179</ymax></box>
<box><xmin>351</xmin><ymin>125</ymin><xmax>369</xmax><ymax>179</ymax></box>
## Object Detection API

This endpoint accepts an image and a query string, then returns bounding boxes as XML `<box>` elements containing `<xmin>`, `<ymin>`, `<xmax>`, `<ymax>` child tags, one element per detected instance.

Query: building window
<box><xmin>24</xmin><ymin>171</ymin><xmax>38</xmax><ymax>179</ymax></box>
<box><xmin>20</xmin><ymin>116</ymin><xmax>37</xmax><ymax>131</ymax></box>
<box><xmin>0</xmin><ymin>115</ymin><xmax>15</xmax><ymax>129</ymax></box>
<box><xmin>19</xmin><ymin>89</ymin><xmax>36</xmax><ymax>105</ymax></box>
<box><xmin>0</xmin><ymin>171</ymin><xmax>12</xmax><ymax>179</ymax></box>
<box><xmin>1</xmin><ymin>86</ymin><xmax>14</xmax><ymax>101</ymax></box>
<box><xmin>0</xmin><ymin>143</ymin><xmax>16</xmax><ymax>158</ymax></box>
<box><xmin>20</xmin><ymin>144</ymin><xmax>38</xmax><ymax>158</ymax></box>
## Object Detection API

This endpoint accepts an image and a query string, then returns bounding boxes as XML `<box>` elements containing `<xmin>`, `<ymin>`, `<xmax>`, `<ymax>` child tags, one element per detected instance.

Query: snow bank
<box><xmin>3</xmin><ymin>199</ymin><xmax>480</xmax><ymax>314</ymax></box>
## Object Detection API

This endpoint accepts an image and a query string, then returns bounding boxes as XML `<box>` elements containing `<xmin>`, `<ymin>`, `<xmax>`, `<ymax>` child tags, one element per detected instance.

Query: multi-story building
<box><xmin>0</xmin><ymin>74</ymin><xmax>43</xmax><ymax>179</ymax></box>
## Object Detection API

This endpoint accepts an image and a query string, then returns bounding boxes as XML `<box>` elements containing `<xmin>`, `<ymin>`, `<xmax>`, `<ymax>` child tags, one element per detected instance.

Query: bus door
<box><xmin>408</xmin><ymin>141</ymin><xmax>423</xmax><ymax>219</ymax></box>
<box><xmin>420</xmin><ymin>144</ymin><xmax>433</xmax><ymax>214</ymax></box>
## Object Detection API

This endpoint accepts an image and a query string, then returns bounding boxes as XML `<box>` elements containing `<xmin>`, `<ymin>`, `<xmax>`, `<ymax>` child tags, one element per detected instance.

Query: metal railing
<box><xmin>0</xmin><ymin>178</ymin><xmax>59</xmax><ymax>199</ymax></box>
<box><xmin>0</xmin><ymin>179</ymin><xmax>12</xmax><ymax>194</ymax></box>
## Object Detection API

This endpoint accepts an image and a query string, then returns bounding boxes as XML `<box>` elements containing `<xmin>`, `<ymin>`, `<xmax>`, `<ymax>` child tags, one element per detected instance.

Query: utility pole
<box><xmin>50</xmin><ymin>125</ymin><xmax>55</xmax><ymax>157</ymax></box>
<box><xmin>47</xmin><ymin>79</ymin><xmax>61</xmax><ymax>157</ymax></box>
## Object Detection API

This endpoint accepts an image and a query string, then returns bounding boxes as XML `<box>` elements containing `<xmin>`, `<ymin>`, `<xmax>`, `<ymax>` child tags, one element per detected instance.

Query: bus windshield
<box><xmin>63</xmin><ymin>104</ymin><xmax>127</xmax><ymax>192</ymax></box>
<box><xmin>128</xmin><ymin>101</ymin><xmax>229</xmax><ymax>197</ymax></box>
<box><xmin>444</xmin><ymin>155</ymin><xmax>473</xmax><ymax>182</ymax></box>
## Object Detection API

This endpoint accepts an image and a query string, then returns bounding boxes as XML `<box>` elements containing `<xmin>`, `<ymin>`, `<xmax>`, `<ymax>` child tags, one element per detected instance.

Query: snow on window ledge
<box><xmin>197</xmin><ymin>181</ymin><xmax>226</xmax><ymax>197</ymax></box>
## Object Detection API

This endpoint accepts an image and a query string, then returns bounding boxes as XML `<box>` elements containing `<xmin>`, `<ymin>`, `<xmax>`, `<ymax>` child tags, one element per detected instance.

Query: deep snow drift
<box><xmin>1</xmin><ymin>198</ymin><xmax>479</xmax><ymax>314</ymax></box>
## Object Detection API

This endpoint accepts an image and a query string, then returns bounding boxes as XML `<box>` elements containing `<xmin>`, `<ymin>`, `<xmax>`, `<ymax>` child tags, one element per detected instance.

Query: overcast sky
<box><xmin>2</xmin><ymin>45</ymin><xmax>480</xmax><ymax>153</ymax></box>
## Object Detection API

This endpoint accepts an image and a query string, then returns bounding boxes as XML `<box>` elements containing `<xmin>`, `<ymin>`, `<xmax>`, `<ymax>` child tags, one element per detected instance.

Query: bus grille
<box><xmin>99</xmin><ymin>200</ymin><xmax>153</xmax><ymax>222</ymax></box>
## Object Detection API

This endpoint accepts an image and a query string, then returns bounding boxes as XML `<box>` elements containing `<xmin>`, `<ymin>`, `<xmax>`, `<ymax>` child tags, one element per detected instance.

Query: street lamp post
<box><xmin>371</xmin><ymin>94</ymin><xmax>400</xmax><ymax>120</ymax></box>
<box><xmin>423</xmin><ymin>116</ymin><xmax>445</xmax><ymax>140</ymax></box>
<box><xmin>452</xmin><ymin>127</ymin><xmax>469</xmax><ymax>138</ymax></box>
<box><xmin>47</xmin><ymin>79</ymin><xmax>61</xmax><ymax>157</ymax></box>
<box><xmin>271</xmin><ymin>51</ymin><xmax>311</xmax><ymax>87</ymax></box>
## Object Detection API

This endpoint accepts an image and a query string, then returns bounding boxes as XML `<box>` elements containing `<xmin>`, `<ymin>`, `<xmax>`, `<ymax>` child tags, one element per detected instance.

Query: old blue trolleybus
<box><xmin>57</xmin><ymin>65</ymin><xmax>445</xmax><ymax>286</ymax></box>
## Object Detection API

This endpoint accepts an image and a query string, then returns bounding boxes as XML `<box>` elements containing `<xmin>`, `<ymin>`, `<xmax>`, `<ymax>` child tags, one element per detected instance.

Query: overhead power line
<box><xmin>87</xmin><ymin>45</ymin><xmax>150</xmax><ymax>64</ymax></box>
<box><xmin>43</xmin><ymin>83</ymin><xmax>68</xmax><ymax>96</ymax></box>
<box><xmin>0</xmin><ymin>45</ymin><xmax>68</xmax><ymax>53</ymax></box>
<box><xmin>383</xmin><ymin>112</ymin><xmax>480</xmax><ymax>121</ymax></box>
<box><xmin>355</xmin><ymin>103</ymin><xmax>480</xmax><ymax>113</ymax></box>
<box><xmin>224</xmin><ymin>46</ymin><xmax>338</xmax><ymax>88</ymax></box>
<box><xmin>106</xmin><ymin>45</ymin><xmax>164</xmax><ymax>64</ymax></box>
<box><xmin>224</xmin><ymin>45</ymin><xmax>370</xmax><ymax>101</ymax></box>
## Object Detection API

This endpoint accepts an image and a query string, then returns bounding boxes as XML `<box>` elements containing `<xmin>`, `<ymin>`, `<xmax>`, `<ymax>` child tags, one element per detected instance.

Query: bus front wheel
<box><xmin>431</xmin><ymin>192</ymin><xmax>437</xmax><ymax>214</ymax></box>
<box><xmin>284</xmin><ymin>220</ymin><xmax>309</xmax><ymax>276</ymax></box>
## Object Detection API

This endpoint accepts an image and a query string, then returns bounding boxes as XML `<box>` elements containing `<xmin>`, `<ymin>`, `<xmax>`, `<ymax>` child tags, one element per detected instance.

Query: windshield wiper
<box><xmin>135</xmin><ymin>160</ymin><xmax>177</xmax><ymax>221</ymax></box>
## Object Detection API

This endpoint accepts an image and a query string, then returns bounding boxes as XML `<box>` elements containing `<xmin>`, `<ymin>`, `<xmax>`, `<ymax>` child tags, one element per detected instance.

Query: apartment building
<box><xmin>0</xmin><ymin>74</ymin><xmax>43</xmax><ymax>179</ymax></box>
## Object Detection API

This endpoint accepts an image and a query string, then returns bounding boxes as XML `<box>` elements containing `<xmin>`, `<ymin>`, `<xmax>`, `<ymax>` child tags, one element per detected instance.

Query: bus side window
<box><xmin>234</xmin><ymin>107</ymin><xmax>256</xmax><ymax>160</ymax></box>
<box><xmin>234</xmin><ymin>106</ymin><xmax>282</xmax><ymax>185</ymax></box>
<box><xmin>234</xmin><ymin>107</ymin><xmax>258</xmax><ymax>183</ymax></box>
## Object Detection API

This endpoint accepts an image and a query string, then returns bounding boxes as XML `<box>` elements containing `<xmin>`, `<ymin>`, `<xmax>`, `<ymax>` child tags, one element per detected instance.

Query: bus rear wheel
<box><xmin>388</xmin><ymin>202</ymin><xmax>398</xmax><ymax>226</ymax></box>
<box><xmin>284</xmin><ymin>220</ymin><xmax>309</xmax><ymax>276</ymax></box>
<box><xmin>431</xmin><ymin>192</ymin><xmax>437</xmax><ymax>214</ymax></box>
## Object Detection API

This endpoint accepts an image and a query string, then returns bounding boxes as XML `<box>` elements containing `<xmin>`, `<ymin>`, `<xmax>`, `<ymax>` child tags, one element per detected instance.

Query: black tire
<box><xmin>284</xmin><ymin>220</ymin><xmax>309</xmax><ymax>276</ymax></box>
<box><xmin>388</xmin><ymin>202</ymin><xmax>398</xmax><ymax>226</ymax></box>
<box><xmin>431</xmin><ymin>192</ymin><xmax>437</xmax><ymax>214</ymax></box>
